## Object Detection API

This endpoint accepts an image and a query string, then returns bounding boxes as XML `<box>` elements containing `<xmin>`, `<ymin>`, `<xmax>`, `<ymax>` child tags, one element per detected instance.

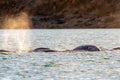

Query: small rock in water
<box><xmin>73</xmin><ymin>45</ymin><xmax>100</xmax><ymax>51</ymax></box>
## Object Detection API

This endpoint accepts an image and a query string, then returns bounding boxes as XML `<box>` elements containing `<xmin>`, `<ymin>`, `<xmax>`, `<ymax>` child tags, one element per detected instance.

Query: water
<box><xmin>0</xmin><ymin>29</ymin><xmax>120</xmax><ymax>80</ymax></box>
<box><xmin>1</xmin><ymin>29</ymin><xmax>120</xmax><ymax>50</ymax></box>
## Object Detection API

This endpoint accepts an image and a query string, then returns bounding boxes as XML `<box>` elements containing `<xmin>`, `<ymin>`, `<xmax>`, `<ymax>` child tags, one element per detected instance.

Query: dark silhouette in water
<box><xmin>0</xmin><ymin>50</ymin><xmax>9</xmax><ymax>52</ymax></box>
<box><xmin>1</xmin><ymin>45</ymin><xmax>120</xmax><ymax>54</ymax></box>
<box><xmin>112</xmin><ymin>47</ymin><xmax>120</xmax><ymax>50</ymax></box>
<box><xmin>33</xmin><ymin>48</ymin><xmax>56</xmax><ymax>52</ymax></box>
<box><xmin>0</xmin><ymin>50</ymin><xmax>10</xmax><ymax>55</ymax></box>
<box><xmin>33</xmin><ymin>45</ymin><xmax>101</xmax><ymax>52</ymax></box>
<box><xmin>73</xmin><ymin>45</ymin><xmax>101</xmax><ymax>51</ymax></box>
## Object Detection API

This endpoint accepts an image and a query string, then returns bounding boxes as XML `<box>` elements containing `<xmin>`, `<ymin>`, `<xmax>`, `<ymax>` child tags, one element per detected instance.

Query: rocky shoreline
<box><xmin>0</xmin><ymin>14</ymin><xmax>119</xmax><ymax>29</ymax></box>
<box><xmin>31</xmin><ymin>15</ymin><xmax>105</xmax><ymax>29</ymax></box>
<box><xmin>1</xmin><ymin>0</ymin><xmax>120</xmax><ymax>29</ymax></box>
<box><xmin>31</xmin><ymin>14</ymin><xmax>120</xmax><ymax>29</ymax></box>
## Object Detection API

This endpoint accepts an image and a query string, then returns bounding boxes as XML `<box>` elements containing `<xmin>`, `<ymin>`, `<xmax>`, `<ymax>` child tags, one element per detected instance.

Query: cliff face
<box><xmin>31</xmin><ymin>0</ymin><xmax>118</xmax><ymax>17</ymax></box>
<box><xmin>0</xmin><ymin>0</ymin><xmax>120</xmax><ymax>28</ymax></box>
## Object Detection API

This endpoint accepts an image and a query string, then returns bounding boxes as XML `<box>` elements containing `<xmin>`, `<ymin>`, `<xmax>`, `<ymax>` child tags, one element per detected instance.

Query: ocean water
<box><xmin>0</xmin><ymin>29</ymin><xmax>120</xmax><ymax>80</ymax></box>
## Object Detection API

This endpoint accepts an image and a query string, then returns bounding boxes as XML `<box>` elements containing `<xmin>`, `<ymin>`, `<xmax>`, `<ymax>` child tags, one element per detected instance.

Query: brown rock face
<box><xmin>1</xmin><ymin>0</ymin><xmax>120</xmax><ymax>28</ymax></box>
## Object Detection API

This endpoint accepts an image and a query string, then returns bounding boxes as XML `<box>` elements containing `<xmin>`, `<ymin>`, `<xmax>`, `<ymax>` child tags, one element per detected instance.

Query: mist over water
<box><xmin>1</xmin><ymin>12</ymin><xmax>32</xmax><ymax>52</ymax></box>
<box><xmin>1</xmin><ymin>30</ymin><xmax>31</xmax><ymax>52</ymax></box>
<box><xmin>1</xmin><ymin>12</ymin><xmax>32</xmax><ymax>29</ymax></box>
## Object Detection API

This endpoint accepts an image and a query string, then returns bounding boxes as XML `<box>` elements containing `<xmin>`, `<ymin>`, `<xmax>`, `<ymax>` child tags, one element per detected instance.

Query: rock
<box><xmin>33</xmin><ymin>48</ymin><xmax>56</xmax><ymax>52</ymax></box>
<box><xmin>56</xmin><ymin>19</ymin><xmax>65</xmax><ymax>24</ymax></box>
<box><xmin>73</xmin><ymin>45</ymin><xmax>101</xmax><ymax>51</ymax></box>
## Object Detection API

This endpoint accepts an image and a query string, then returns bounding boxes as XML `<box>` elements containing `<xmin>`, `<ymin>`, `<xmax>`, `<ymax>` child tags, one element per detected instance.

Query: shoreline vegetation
<box><xmin>0</xmin><ymin>0</ymin><xmax>120</xmax><ymax>29</ymax></box>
